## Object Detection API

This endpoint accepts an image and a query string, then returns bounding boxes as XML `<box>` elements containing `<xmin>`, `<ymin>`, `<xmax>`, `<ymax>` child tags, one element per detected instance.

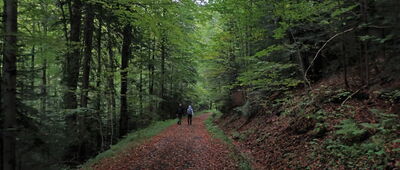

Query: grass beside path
<box><xmin>81</xmin><ymin>119</ymin><xmax>176</xmax><ymax>169</ymax></box>
<box><xmin>205</xmin><ymin>110</ymin><xmax>252</xmax><ymax>170</ymax></box>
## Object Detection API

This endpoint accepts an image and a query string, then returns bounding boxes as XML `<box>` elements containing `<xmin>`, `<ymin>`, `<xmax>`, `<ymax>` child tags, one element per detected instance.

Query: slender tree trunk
<box><xmin>81</xmin><ymin>4</ymin><xmax>94</xmax><ymax>107</ymax></box>
<box><xmin>95</xmin><ymin>15</ymin><xmax>104</xmax><ymax>151</ymax></box>
<box><xmin>30</xmin><ymin>46</ymin><xmax>35</xmax><ymax>90</ymax></box>
<box><xmin>139</xmin><ymin>65</ymin><xmax>143</xmax><ymax>115</ymax></box>
<box><xmin>359</xmin><ymin>0</ymin><xmax>369</xmax><ymax>87</ymax></box>
<box><xmin>63</xmin><ymin>0</ymin><xmax>82</xmax><ymax>109</ymax></box>
<box><xmin>41</xmin><ymin>23</ymin><xmax>48</xmax><ymax>116</ymax></box>
<box><xmin>79</xmin><ymin>3</ymin><xmax>96</xmax><ymax>159</ymax></box>
<box><xmin>119</xmin><ymin>25</ymin><xmax>132</xmax><ymax>138</ymax></box>
<box><xmin>160</xmin><ymin>41</ymin><xmax>165</xmax><ymax>100</ymax></box>
<box><xmin>341</xmin><ymin>37</ymin><xmax>349</xmax><ymax>88</ymax></box>
<box><xmin>160</xmin><ymin>9</ymin><xmax>167</xmax><ymax>114</ymax></box>
<box><xmin>63</xmin><ymin>0</ymin><xmax>82</xmax><ymax>164</ymax></box>
<box><xmin>169</xmin><ymin>65</ymin><xmax>173</xmax><ymax>98</ymax></box>
<box><xmin>59</xmin><ymin>1</ymin><xmax>69</xmax><ymax>42</ymax></box>
<box><xmin>148</xmin><ymin>37</ymin><xmax>155</xmax><ymax>113</ymax></box>
<box><xmin>290</xmin><ymin>31</ymin><xmax>310</xmax><ymax>86</ymax></box>
<box><xmin>160</xmin><ymin>36</ymin><xmax>166</xmax><ymax>118</ymax></box>
<box><xmin>338</xmin><ymin>0</ymin><xmax>349</xmax><ymax>88</ymax></box>
<box><xmin>41</xmin><ymin>50</ymin><xmax>47</xmax><ymax>113</ymax></box>
<box><xmin>95</xmin><ymin>17</ymin><xmax>102</xmax><ymax>115</ymax></box>
<box><xmin>107</xmin><ymin>27</ymin><xmax>116</xmax><ymax>144</ymax></box>
<box><xmin>147</xmin><ymin>39</ymin><xmax>151</xmax><ymax>113</ymax></box>
<box><xmin>151</xmin><ymin>37</ymin><xmax>155</xmax><ymax>97</ymax></box>
<box><xmin>362</xmin><ymin>0</ymin><xmax>369</xmax><ymax>87</ymax></box>
<box><xmin>2</xmin><ymin>0</ymin><xmax>18</xmax><ymax>169</ymax></box>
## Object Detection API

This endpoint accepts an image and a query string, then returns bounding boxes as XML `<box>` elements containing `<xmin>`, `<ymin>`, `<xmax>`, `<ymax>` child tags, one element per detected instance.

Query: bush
<box><xmin>379</xmin><ymin>89</ymin><xmax>400</xmax><ymax>103</ymax></box>
<box><xmin>316</xmin><ymin>111</ymin><xmax>400</xmax><ymax>169</ymax></box>
<box><xmin>335</xmin><ymin>119</ymin><xmax>369</xmax><ymax>143</ymax></box>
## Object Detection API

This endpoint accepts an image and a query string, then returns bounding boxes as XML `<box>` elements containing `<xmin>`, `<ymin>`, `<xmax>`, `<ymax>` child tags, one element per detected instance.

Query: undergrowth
<box><xmin>205</xmin><ymin>110</ymin><xmax>252</xmax><ymax>170</ymax></box>
<box><xmin>280</xmin><ymin>88</ymin><xmax>400</xmax><ymax>169</ymax></box>
<box><xmin>313</xmin><ymin>109</ymin><xmax>400</xmax><ymax>169</ymax></box>
<box><xmin>80</xmin><ymin>119</ymin><xmax>176</xmax><ymax>169</ymax></box>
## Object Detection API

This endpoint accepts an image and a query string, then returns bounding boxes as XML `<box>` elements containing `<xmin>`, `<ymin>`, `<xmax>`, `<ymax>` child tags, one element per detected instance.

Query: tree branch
<box><xmin>304</xmin><ymin>28</ymin><xmax>355</xmax><ymax>88</ymax></box>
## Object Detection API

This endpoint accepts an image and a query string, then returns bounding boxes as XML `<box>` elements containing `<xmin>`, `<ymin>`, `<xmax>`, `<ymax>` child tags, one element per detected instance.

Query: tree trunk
<box><xmin>338</xmin><ymin>0</ymin><xmax>349</xmax><ymax>88</ymax></box>
<box><xmin>139</xmin><ymin>65</ymin><xmax>143</xmax><ymax>115</ymax></box>
<box><xmin>362</xmin><ymin>0</ymin><xmax>369</xmax><ymax>87</ymax></box>
<box><xmin>169</xmin><ymin>65</ymin><xmax>173</xmax><ymax>98</ymax></box>
<box><xmin>59</xmin><ymin>1</ymin><xmax>69</xmax><ymax>42</ymax></box>
<box><xmin>62</xmin><ymin>0</ymin><xmax>82</xmax><ymax>164</ymax></box>
<box><xmin>95</xmin><ymin>14</ymin><xmax>104</xmax><ymax>151</ymax></box>
<box><xmin>341</xmin><ymin>36</ymin><xmax>349</xmax><ymax>88</ymax></box>
<box><xmin>160</xmin><ymin>41</ymin><xmax>165</xmax><ymax>100</ymax></box>
<box><xmin>2</xmin><ymin>0</ymin><xmax>18</xmax><ymax>169</ymax></box>
<box><xmin>81</xmin><ymin>4</ymin><xmax>95</xmax><ymax>107</ymax></box>
<box><xmin>63</xmin><ymin>0</ymin><xmax>82</xmax><ymax>109</ymax></box>
<box><xmin>359</xmin><ymin>0</ymin><xmax>369</xmax><ymax>87</ymax></box>
<box><xmin>30</xmin><ymin>46</ymin><xmax>35</xmax><ymax>90</ymax></box>
<box><xmin>119</xmin><ymin>25</ymin><xmax>132</xmax><ymax>138</ymax></box>
<box><xmin>41</xmin><ymin>50</ymin><xmax>47</xmax><ymax>113</ymax></box>
<box><xmin>107</xmin><ymin>26</ymin><xmax>116</xmax><ymax>144</ymax></box>
<box><xmin>148</xmin><ymin>37</ymin><xmax>155</xmax><ymax>113</ymax></box>
<box><xmin>41</xmin><ymin>22</ymin><xmax>48</xmax><ymax>117</ymax></box>
<box><xmin>160</xmin><ymin>35</ymin><xmax>166</xmax><ymax>118</ymax></box>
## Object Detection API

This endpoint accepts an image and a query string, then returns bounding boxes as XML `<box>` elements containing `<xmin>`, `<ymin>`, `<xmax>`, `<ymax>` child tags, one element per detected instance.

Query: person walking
<box><xmin>187</xmin><ymin>105</ymin><xmax>194</xmax><ymax>125</ymax></box>
<box><xmin>176</xmin><ymin>103</ymin><xmax>184</xmax><ymax>125</ymax></box>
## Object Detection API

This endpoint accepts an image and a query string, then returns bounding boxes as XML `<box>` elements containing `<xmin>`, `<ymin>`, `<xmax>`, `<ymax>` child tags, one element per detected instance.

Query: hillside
<box><xmin>215</xmin><ymin>73</ymin><xmax>400</xmax><ymax>169</ymax></box>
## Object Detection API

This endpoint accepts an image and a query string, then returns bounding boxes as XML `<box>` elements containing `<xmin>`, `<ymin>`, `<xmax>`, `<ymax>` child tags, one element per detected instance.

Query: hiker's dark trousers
<box><xmin>177</xmin><ymin>115</ymin><xmax>182</xmax><ymax>125</ymax></box>
<box><xmin>187</xmin><ymin>114</ymin><xmax>192</xmax><ymax>125</ymax></box>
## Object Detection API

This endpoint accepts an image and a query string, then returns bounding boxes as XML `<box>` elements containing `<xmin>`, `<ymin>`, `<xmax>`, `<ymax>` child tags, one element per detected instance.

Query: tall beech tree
<box><xmin>119</xmin><ymin>24</ymin><xmax>133</xmax><ymax>137</ymax></box>
<box><xmin>81</xmin><ymin>2</ymin><xmax>95</xmax><ymax>107</ymax></box>
<box><xmin>63</xmin><ymin>0</ymin><xmax>82</xmax><ymax>109</ymax></box>
<box><xmin>2</xmin><ymin>0</ymin><xmax>18</xmax><ymax>169</ymax></box>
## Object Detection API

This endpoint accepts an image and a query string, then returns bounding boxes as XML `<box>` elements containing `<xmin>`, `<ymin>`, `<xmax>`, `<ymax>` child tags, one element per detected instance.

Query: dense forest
<box><xmin>1</xmin><ymin>0</ymin><xmax>399</xmax><ymax>169</ymax></box>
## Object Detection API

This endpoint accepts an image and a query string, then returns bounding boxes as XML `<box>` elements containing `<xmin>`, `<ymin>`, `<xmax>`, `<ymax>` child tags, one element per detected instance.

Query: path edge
<box><xmin>204</xmin><ymin>110</ymin><xmax>252</xmax><ymax>170</ymax></box>
<box><xmin>80</xmin><ymin>119</ymin><xmax>176</xmax><ymax>170</ymax></box>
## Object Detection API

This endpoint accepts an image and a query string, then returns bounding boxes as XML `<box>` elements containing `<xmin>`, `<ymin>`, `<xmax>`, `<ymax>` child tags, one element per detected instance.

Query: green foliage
<box><xmin>237</xmin><ymin>62</ymin><xmax>301</xmax><ymax>91</ymax></box>
<box><xmin>253</xmin><ymin>45</ymin><xmax>284</xmax><ymax>58</ymax></box>
<box><xmin>305</xmin><ymin>109</ymin><xmax>329</xmax><ymax>137</ymax></box>
<box><xmin>323</xmin><ymin>138</ymin><xmax>388</xmax><ymax>169</ymax></box>
<box><xmin>317</xmin><ymin>111</ymin><xmax>400</xmax><ymax>168</ymax></box>
<box><xmin>380</xmin><ymin>90</ymin><xmax>400</xmax><ymax>103</ymax></box>
<box><xmin>335</xmin><ymin>119</ymin><xmax>368</xmax><ymax>143</ymax></box>
<box><xmin>328</xmin><ymin>89</ymin><xmax>352</xmax><ymax>103</ymax></box>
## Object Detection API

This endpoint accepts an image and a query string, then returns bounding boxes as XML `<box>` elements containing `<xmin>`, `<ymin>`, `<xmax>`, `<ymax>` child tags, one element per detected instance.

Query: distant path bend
<box><xmin>92</xmin><ymin>114</ymin><xmax>237</xmax><ymax>170</ymax></box>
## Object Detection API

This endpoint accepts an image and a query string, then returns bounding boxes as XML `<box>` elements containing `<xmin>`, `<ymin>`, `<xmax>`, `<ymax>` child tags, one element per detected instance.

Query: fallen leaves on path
<box><xmin>92</xmin><ymin>114</ymin><xmax>238</xmax><ymax>170</ymax></box>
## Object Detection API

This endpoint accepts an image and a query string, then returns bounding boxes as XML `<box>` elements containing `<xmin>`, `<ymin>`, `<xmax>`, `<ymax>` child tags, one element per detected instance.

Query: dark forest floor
<box><xmin>216</xmin><ymin>74</ymin><xmax>400</xmax><ymax>169</ymax></box>
<box><xmin>91</xmin><ymin>114</ymin><xmax>238</xmax><ymax>170</ymax></box>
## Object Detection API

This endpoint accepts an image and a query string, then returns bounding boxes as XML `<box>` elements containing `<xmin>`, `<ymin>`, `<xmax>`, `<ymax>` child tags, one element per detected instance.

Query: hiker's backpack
<box><xmin>187</xmin><ymin>107</ymin><xmax>193</xmax><ymax>115</ymax></box>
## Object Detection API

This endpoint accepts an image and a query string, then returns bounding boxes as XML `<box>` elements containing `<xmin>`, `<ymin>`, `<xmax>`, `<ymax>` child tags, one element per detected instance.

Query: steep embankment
<box><xmin>216</xmin><ymin>75</ymin><xmax>400</xmax><ymax>169</ymax></box>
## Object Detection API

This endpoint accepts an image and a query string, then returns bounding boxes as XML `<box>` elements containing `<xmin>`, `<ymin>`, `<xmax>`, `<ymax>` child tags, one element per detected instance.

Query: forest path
<box><xmin>91</xmin><ymin>114</ymin><xmax>237</xmax><ymax>170</ymax></box>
